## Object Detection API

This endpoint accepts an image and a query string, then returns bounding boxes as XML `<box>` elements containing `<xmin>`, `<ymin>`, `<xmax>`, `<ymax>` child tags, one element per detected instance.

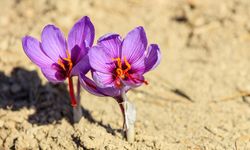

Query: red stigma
<box><xmin>112</xmin><ymin>57</ymin><xmax>148</xmax><ymax>87</ymax></box>
<box><xmin>68</xmin><ymin>77</ymin><xmax>77</xmax><ymax>107</ymax></box>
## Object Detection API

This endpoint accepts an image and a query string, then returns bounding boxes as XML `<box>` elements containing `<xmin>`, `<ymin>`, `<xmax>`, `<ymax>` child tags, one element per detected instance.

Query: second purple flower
<box><xmin>80</xmin><ymin>26</ymin><xmax>161</xmax><ymax>141</ymax></box>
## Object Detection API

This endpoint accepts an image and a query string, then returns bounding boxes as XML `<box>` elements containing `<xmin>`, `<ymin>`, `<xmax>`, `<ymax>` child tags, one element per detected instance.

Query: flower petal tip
<box><xmin>97</xmin><ymin>33</ymin><xmax>121</xmax><ymax>43</ymax></box>
<box><xmin>144</xmin><ymin>44</ymin><xmax>161</xmax><ymax>73</ymax></box>
<box><xmin>42</xmin><ymin>24</ymin><xmax>59</xmax><ymax>32</ymax></box>
<box><xmin>78</xmin><ymin>16</ymin><xmax>90</xmax><ymax>22</ymax></box>
<box><xmin>68</xmin><ymin>16</ymin><xmax>95</xmax><ymax>49</ymax></box>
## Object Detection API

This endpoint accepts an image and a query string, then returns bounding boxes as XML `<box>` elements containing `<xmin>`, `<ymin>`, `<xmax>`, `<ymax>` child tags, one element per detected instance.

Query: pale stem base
<box><xmin>126</xmin><ymin>122</ymin><xmax>135</xmax><ymax>143</ymax></box>
<box><xmin>121</xmin><ymin>90</ymin><xmax>136</xmax><ymax>142</ymax></box>
<box><xmin>73</xmin><ymin>79</ymin><xmax>82</xmax><ymax>123</ymax></box>
<box><xmin>73</xmin><ymin>104</ymin><xmax>82</xmax><ymax>123</ymax></box>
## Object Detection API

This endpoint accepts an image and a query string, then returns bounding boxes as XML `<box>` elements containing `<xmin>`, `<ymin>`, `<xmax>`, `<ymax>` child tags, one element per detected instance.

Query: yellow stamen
<box><xmin>112</xmin><ymin>56</ymin><xmax>148</xmax><ymax>86</ymax></box>
<box><xmin>123</xmin><ymin>57</ymin><xmax>131</xmax><ymax>73</ymax></box>
<box><xmin>112</xmin><ymin>58</ymin><xmax>122</xmax><ymax>69</ymax></box>
<box><xmin>58</xmin><ymin>59</ymin><xmax>66</xmax><ymax>70</ymax></box>
<box><xmin>116</xmin><ymin>68</ymin><xmax>124</xmax><ymax>78</ymax></box>
<box><xmin>112</xmin><ymin>57</ymin><xmax>131</xmax><ymax>79</ymax></box>
<box><xmin>57</xmin><ymin>50</ymin><xmax>73</xmax><ymax>72</ymax></box>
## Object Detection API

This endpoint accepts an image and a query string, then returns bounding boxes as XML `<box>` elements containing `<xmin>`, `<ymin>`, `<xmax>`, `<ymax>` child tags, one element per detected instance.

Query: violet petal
<box><xmin>79</xmin><ymin>74</ymin><xmax>122</xmax><ymax>97</ymax></box>
<box><xmin>130</xmin><ymin>56</ymin><xmax>145</xmax><ymax>75</ymax></box>
<box><xmin>88</xmin><ymin>46</ymin><xmax>115</xmax><ymax>73</ymax></box>
<box><xmin>101</xmin><ymin>86</ymin><xmax>122</xmax><ymax>97</ymax></box>
<box><xmin>70</xmin><ymin>45</ymin><xmax>82</xmax><ymax>64</ymax></box>
<box><xmin>92</xmin><ymin>71</ymin><xmax>115</xmax><ymax>88</ymax></box>
<box><xmin>121</xmin><ymin>26</ymin><xmax>147</xmax><ymax>64</ymax></box>
<box><xmin>41</xmin><ymin>25</ymin><xmax>67</xmax><ymax>62</ymax></box>
<box><xmin>79</xmin><ymin>74</ymin><xmax>106</xmax><ymax>96</ymax></box>
<box><xmin>144</xmin><ymin>44</ymin><xmax>161</xmax><ymax>73</ymax></box>
<box><xmin>68</xmin><ymin>16</ymin><xmax>95</xmax><ymax>51</ymax></box>
<box><xmin>97</xmin><ymin>33</ymin><xmax>122</xmax><ymax>58</ymax></box>
<box><xmin>51</xmin><ymin>63</ymin><xmax>63</xmax><ymax>71</ymax></box>
<box><xmin>71</xmin><ymin>55</ymin><xmax>90</xmax><ymax>76</ymax></box>
<box><xmin>22</xmin><ymin>36</ymin><xmax>54</xmax><ymax>68</ymax></box>
<box><xmin>41</xmin><ymin>67</ymin><xmax>63</xmax><ymax>83</ymax></box>
<box><xmin>55</xmin><ymin>71</ymin><xmax>67</xmax><ymax>81</ymax></box>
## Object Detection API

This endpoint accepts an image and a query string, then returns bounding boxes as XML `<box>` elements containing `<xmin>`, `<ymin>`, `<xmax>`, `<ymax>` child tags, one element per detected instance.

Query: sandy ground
<box><xmin>1</xmin><ymin>0</ymin><xmax>250</xmax><ymax>149</ymax></box>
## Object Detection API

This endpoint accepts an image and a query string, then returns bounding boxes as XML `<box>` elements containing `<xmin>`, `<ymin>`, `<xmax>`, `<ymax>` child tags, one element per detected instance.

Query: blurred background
<box><xmin>0</xmin><ymin>0</ymin><xmax>250</xmax><ymax>149</ymax></box>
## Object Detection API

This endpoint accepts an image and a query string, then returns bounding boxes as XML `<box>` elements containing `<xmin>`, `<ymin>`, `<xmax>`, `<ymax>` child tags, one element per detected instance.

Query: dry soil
<box><xmin>1</xmin><ymin>0</ymin><xmax>250</xmax><ymax>149</ymax></box>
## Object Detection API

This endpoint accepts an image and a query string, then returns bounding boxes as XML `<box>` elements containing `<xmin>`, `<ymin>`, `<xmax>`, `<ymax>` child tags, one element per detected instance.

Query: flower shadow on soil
<box><xmin>0</xmin><ymin>67</ymin><xmax>100</xmax><ymax>126</ymax></box>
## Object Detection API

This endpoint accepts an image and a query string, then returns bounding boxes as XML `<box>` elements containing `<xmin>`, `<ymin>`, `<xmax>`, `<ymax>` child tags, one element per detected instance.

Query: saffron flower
<box><xmin>80</xmin><ymin>26</ymin><xmax>161</xmax><ymax>141</ymax></box>
<box><xmin>22</xmin><ymin>16</ymin><xmax>95</xmax><ymax>122</ymax></box>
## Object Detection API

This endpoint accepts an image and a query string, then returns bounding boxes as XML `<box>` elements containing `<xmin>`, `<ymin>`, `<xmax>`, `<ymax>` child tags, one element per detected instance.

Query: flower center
<box><xmin>112</xmin><ymin>57</ymin><xmax>131</xmax><ymax>79</ymax></box>
<box><xmin>57</xmin><ymin>50</ymin><xmax>73</xmax><ymax>76</ymax></box>
<box><xmin>112</xmin><ymin>57</ymin><xmax>131</xmax><ymax>87</ymax></box>
<box><xmin>112</xmin><ymin>57</ymin><xmax>148</xmax><ymax>88</ymax></box>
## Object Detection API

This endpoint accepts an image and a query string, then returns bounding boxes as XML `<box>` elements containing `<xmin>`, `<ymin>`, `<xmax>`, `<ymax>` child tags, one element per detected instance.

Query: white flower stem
<box><xmin>121</xmin><ymin>90</ymin><xmax>136</xmax><ymax>142</ymax></box>
<box><xmin>73</xmin><ymin>78</ymin><xmax>82</xmax><ymax>123</ymax></box>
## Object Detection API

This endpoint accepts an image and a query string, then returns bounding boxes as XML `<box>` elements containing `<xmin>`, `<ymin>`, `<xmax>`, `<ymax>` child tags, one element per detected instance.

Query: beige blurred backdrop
<box><xmin>0</xmin><ymin>0</ymin><xmax>250</xmax><ymax>149</ymax></box>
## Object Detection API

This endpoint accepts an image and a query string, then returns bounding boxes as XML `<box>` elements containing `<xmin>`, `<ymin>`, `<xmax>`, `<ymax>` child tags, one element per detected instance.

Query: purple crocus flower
<box><xmin>22</xmin><ymin>16</ymin><xmax>94</xmax><ymax>107</ymax></box>
<box><xmin>80</xmin><ymin>26</ymin><xmax>160</xmax><ymax>97</ymax></box>
<box><xmin>79</xmin><ymin>26</ymin><xmax>160</xmax><ymax>141</ymax></box>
